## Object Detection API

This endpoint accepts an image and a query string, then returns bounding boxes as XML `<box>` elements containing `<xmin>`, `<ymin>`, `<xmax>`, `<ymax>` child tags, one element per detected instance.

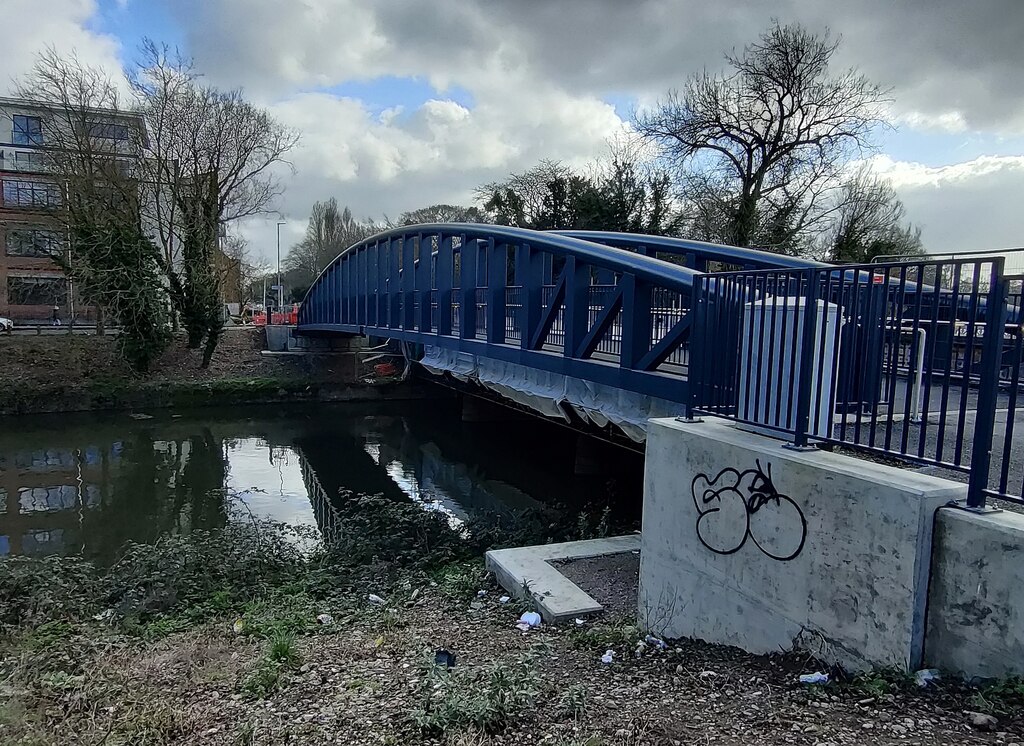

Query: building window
<box><xmin>5</xmin><ymin>228</ymin><xmax>63</xmax><ymax>258</ymax></box>
<box><xmin>88</xmin><ymin>121</ymin><xmax>129</xmax><ymax>141</ymax></box>
<box><xmin>1</xmin><ymin>180</ymin><xmax>62</xmax><ymax>208</ymax></box>
<box><xmin>6</xmin><ymin>276</ymin><xmax>67</xmax><ymax>306</ymax></box>
<box><xmin>12</xmin><ymin>115</ymin><xmax>43</xmax><ymax>146</ymax></box>
<box><xmin>14</xmin><ymin>151</ymin><xmax>46</xmax><ymax>171</ymax></box>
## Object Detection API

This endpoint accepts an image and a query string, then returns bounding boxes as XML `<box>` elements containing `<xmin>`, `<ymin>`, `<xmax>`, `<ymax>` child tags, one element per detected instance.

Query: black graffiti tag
<box><xmin>691</xmin><ymin>460</ymin><xmax>807</xmax><ymax>561</ymax></box>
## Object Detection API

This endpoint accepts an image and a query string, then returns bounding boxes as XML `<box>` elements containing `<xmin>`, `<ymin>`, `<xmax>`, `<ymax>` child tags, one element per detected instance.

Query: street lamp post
<box><xmin>276</xmin><ymin>220</ymin><xmax>286</xmax><ymax>316</ymax></box>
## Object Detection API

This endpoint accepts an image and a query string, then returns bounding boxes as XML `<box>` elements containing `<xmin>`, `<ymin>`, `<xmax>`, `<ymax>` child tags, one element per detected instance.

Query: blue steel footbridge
<box><xmin>295</xmin><ymin>223</ymin><xmax>1021</xmax><ymax>502</ymax></box>
<box><xmin>296</xmin><ymin>224</ymin><xmax>824</xmax><ymax>419</ymax></box>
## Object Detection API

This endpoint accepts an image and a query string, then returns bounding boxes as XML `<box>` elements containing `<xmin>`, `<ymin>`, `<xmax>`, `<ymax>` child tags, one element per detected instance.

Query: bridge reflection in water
<box><xmin>0</xmin><ymin>402</ymin><xmax>608</xmax><ymax>562</ymax></box>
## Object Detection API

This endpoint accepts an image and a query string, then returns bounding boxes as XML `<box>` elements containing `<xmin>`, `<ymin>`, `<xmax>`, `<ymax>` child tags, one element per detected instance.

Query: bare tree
<box><xmin>819</xmin><ymin>167</ymin><xmax>923</xmax><ymax>263</ymax></box>
<box><xmin>130</xmin><ymin>40</ymin><xmax>299</xmax><ymax>366</ymax></box>
<box><xmin>397</xmin><ymin>204</ymin><xmax>488</xmax><ymax>226</ymax></box>
<box><xmin>637</xmin><ymin>21</ymin><xmax>890</xmax><ymax>250</ymax></box>
<box><xmin>14</xmin><ymin>48</ymin><xmax>170</xmax><ymax>371</ymax></box>
<box><xmin>476</xmin><ymin>160</ymin><xmax>582</xmax><ymax>228</ymax></box>
<box><xmin>284</xmin><ymin>199</ymin><xmax>377</xmax><ymax>286</ymax></box>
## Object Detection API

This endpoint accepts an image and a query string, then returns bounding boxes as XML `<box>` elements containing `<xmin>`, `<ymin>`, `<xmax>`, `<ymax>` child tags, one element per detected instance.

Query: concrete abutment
<box><xmin>639</xmin><ymin>417</ymin><xmax>964</xmax><ymax>671</ymax></box>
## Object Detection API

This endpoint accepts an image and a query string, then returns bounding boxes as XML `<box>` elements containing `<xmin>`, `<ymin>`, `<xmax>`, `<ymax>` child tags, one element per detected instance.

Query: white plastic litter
<box><xmin>517</xmin><ymin>611</ymin><xmax>542</xmax><ymax>629</ymax></box>
<box><xmin>600</xmin><ymin>650</ymin><xmax>614</xmax><ymax>664</ymax></box>
<box><xmin>499</xmin><ymin>596</ymin><xmax>511</xmax><ymax>604</ymax></box>
<box><xmin>575</xmin><ymin>618</ymin><xmax>586</xmax><ymax>626</ymax></box>
<box><xmin>799</xmin><ymin>672</ymin><xmax>829</xmax><ymax>685</ymax></box>
<box><xmin>368</xmin><ymin>594</ymin><xmax>386</xmax><ymax>605</ymax></box>
<box><xmin>915</xmin><ymin>668</ymin><xmax>940</xmax><ymax>687</ymax></box>
<box><xmin>316</xmin><ymin>613</ymin><xmax>334</xmax><ymax>626</ymax></box>
<box><xmin>644</xmin><ymin>634</ymin><xmax>668</xmax><ymax>649</ymax></box>
<box><xmin>476</xmin><ymin>590</ymin><xmax>488</xmax><ymax>598</ymax></box>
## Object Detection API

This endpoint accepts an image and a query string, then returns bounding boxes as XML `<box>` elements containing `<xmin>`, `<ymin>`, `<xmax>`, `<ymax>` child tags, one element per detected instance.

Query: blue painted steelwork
<box><xmin>297</xmin><ymin>224</ymin><xmax>702</xmax><ymax>403</ymax></box>
<box><xmin>554</xmin><ymin>231</ymin><xmax>828</xmax><ymax>272</ymax></box>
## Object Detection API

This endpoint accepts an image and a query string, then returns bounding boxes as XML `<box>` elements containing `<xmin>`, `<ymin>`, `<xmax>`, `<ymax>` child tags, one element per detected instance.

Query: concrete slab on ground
<box><xmin>485</xmin><ymin>535</ymin><xmax>641</xmax><ymax>623</ymax></box>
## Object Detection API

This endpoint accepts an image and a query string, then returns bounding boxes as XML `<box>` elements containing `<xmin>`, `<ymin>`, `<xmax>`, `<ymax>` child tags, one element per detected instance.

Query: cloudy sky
<box><xmin>5</xmin><ymin>0</ymin><xmax>1024</xmax><ymax>262</ymax></box>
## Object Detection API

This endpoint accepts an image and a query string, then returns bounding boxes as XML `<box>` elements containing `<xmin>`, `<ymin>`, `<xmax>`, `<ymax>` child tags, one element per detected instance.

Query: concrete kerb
<box><xmin>485</xmin><ymin>535</ymin><xmax>641</xmax><ymax>623</ymax></box>
<box><xmin>639</xmin><ymin>417</ymin><xmax>965</xmax><ymax>672</ymax></box>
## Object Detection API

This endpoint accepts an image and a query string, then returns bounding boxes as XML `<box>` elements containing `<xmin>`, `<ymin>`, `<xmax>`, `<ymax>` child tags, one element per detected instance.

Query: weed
<box><xmin>22</xmin><ymin>620</ymin><xmax>76</xmax><ymax>650</ymax></box>
<box><xmin>568</xmin><ymin>621</ymin><xmax>639</xmax><ymax>651</ymax></box>
<box><xmin>268</xmin><ymin>630</ymin><xmax>300</xmax><ymax>667</ymax></box>
<box><xmin>241</xmin><ymin>658</ymin><xmax>284</xmax><ymax>699</ymax></box>
<box><xmin>410</xmin><ymin>651</ymin><xmax>541</xmax><ymax>734</ymax></box>
<box><xmin>558</xmin><ymin>683</ymin><xmax>590</xmax><ymax>718</ymax></box>
<box><xmin>241</xmin><ymin>629</ymin><xmax>302</xmax><ymax>698</ymax></box>
<box><xmin>968</xmin><ymin>678</ymin><xmax>1024</xmax><ymax>716</ymax></box>
<box><xmin>433</xmin><ymin>561</ymin><xmax>483</xmax><ymax>601</ymax></box>
<box><xmin>846</xmin><ymin>668</ymin><xmax>914</xmax><ymax>698</ymax></box>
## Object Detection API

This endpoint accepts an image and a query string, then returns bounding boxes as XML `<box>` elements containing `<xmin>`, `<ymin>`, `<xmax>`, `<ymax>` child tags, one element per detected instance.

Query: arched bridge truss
<box><xmin>297</xmin><ymin>224</ymin><xmax>823</xmax><ymax>404</ymax></box>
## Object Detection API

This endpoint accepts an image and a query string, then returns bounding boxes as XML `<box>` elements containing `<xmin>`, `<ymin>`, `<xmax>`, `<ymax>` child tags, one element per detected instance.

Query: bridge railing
<box><xmin>298</xmin><ymin>224</ymin><xmax>702</xmax><ymax>402</ymax></box>
<box><xmin>687</xmin><ymin>256</ymin><xmax>1019</xmax><ymax>507</ymax></box>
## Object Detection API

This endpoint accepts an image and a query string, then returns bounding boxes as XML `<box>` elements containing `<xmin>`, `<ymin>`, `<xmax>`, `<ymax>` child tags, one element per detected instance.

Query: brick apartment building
<box><xmin>0</xmin><ymin>97</ymin><xmax>144</xmax><ymax>323</ymax></box>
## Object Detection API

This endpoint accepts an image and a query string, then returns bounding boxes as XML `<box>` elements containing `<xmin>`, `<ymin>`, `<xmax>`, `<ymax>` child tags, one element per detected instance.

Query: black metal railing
<box><xmin>688</xmin><ymin>257</ymin><xmax>1019</xmax><ymax>508</ymax></box>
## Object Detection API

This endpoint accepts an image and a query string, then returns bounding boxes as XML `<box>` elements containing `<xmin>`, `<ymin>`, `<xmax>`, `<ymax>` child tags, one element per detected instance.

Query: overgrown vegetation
<box><xmin>411</xmin><ymin>651</ymin><xmax>542</xmax><ymax>734</ymax></box>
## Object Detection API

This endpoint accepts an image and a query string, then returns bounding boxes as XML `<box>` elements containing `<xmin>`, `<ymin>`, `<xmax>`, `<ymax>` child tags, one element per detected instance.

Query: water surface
<box><xmin>0</xmin><ymin>400</ymin><xmax>642</xmax><ymax>562</ymax></box>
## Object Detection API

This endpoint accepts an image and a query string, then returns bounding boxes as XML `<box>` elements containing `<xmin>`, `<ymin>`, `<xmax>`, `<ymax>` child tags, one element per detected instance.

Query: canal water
<box><xmin>0</xmin><ymin>400</ymin><xmax>643</xmax><ymax>563</ymax></box>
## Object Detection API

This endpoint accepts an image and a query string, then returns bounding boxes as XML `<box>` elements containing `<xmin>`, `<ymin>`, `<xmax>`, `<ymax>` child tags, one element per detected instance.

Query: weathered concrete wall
<box><xmin>267</xmin><ymin>326</ymin><xmax>360</xmax><ymax>352</ymax></box>
<box><xmin>639</xmin><ymin>417</ymin><xmax>964</xmax><ymax>671</ymax></box>
<box><xmin>926</xmin><ymin>508</ymin><xmax>1024</xmax><ymax>679</ymax></box>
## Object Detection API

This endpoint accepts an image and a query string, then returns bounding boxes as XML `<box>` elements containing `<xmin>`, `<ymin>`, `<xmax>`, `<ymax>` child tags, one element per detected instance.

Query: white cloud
<box><xmin>1</xmin><ymin>0</ymin><xmax>123</xmax><ymax>96</ymax></box>
<box><xmin>10</xmin><ymin>0</ymin><xmax>1024</xmax><ymax>261</ymax></box>
<box><xmin>869</xmin><ymin>155</ymin><xmax>1024</xmax><ymax>252</ymax></box>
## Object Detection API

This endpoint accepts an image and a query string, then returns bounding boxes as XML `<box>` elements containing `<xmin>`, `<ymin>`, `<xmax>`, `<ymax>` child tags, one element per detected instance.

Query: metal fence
<box><xmin>687</xmin><ymin>255</ymin><xmax>1022</xmax><ymax>508</ymax></box>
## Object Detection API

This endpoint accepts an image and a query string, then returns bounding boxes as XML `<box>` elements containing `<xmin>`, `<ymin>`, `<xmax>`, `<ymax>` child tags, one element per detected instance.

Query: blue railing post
<box><xmin>486</xmin><ymin>238</ymin><xmax>506</xmax><ymax>344</ymax></box>
<box><xmin>416</xmin><ymin>234</ymin><xmax>432</xmax><ymax>332</ymax></box>
<box><xmin>436</xmin><ymin>236</ymin><xmax>453</xmax><ymax>336</ymax></box>
<box><xmin>519</xmin><ymin>244</ymin><xmax>543</xmax><ymax>350</ymax></box>
<box><xmin>791</xmin><ymin>269</ymin><xmax>821</xmax><ymax>448</ymax></box>
<box><xmin>967</xmin><ymin>258</ymin><xmax>1009</xmax><ymax>509</ymax></box>
<box><xmin>388</xmin><ymin>239</ymin><xmax>400</xmax><ymax>328</ymax></box>
<box><xmin>459</xmin><ymin>238</ymin><xmax>478</xmax><ymax>339</ymax></box>
<box><xmin>620</xmin><ymin>274</ymin><xmax>652</xmax><ymax>369</ymax></box>
<box><xmin>562</xmin><ymin>256</ymin><xmax>590</xmax><ymax>357</ymax></box>
<box><xmin>402</xmin><ymin>236</ymin><xmax>416</xmax><ymax>330</ymax></box>
<box><xmin>685</xmin><ymin>277</ymin><xmax>706</xmax><ymax>418</ymax></box>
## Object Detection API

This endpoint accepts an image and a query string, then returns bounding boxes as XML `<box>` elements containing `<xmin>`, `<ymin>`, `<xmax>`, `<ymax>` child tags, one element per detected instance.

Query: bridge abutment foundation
<box><xmin>639</xmin><ymin>417</ymin><xmax>963</xmax><ymax>671</ymax></box>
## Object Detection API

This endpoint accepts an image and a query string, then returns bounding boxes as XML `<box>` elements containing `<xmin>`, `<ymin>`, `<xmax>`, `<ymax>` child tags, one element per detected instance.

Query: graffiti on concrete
<box><xmin>691</xmin><ymin>459</ymin><xmax>806</xmax><ymax>561</ymax></box>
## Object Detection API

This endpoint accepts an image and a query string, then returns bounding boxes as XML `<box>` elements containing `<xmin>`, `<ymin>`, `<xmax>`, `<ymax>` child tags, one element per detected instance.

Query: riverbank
<box><xmin>1</xmin><ymin>504</ymin><xmax>1021</xmax><ymax>746</ymax></box>
<box><xmin>0</xmin><ymin>328</ymin><xmax>420</xmax><ymax>415</ymax></box>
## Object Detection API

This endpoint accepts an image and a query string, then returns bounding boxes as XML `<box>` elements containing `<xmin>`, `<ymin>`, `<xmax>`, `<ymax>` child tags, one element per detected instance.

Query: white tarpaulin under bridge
<box><xmin>419</xmin><ymin>346</ymin><xmax>685</xmax><ymax>442</ymax></box>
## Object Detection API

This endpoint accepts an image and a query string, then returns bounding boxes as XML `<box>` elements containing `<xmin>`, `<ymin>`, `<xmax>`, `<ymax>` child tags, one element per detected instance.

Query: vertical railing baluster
<box><xmin>792</xmin><ymin>269</ymin><xmax>821</xmax><ymax>447</ymax></box>
<box><xmin>436</xmin><ymin>236</ymin><xmax>453</xmax><ymax>336</ymax></box>
<box><xmin>460</xmin><ymin>237</ymin><xmax>477</xmax><ymax>339</ymax></box>
<box><xmin>521</xmin><ymin>244</ymin><xmax>542</xmax><ymax>350</ymax></box>
<box><xmin>967</xmin><ymin>258</ymin><xmax>1008</xmax><ymax>509</ymax></box>
<box><xmin>563</xmin><ymin>256</ymin><xmax>589</xmax><ymax>357</ymax></box>
<box><xmin>621</xmin><ymin>274</ymin><xmax>652</xmax><ymax>369</ymax></box>
<box><xmin>388</xmin><ymin>239</ymin><xmax>400</xmax><ymax>329</ymax></box>
<box><xmin>402</xmin><ymin>235</ymin><xmax>416</xmax><ymax>330</ymax></box>
<box><xmin>417</xmin><ymin>233</ymin><xmax>432</xmax><ymax>332</ymax></box>
<box><xmin>486</xmin><ymin>239</ymin><xmax>506</xmax><ymax>344</ymax></box>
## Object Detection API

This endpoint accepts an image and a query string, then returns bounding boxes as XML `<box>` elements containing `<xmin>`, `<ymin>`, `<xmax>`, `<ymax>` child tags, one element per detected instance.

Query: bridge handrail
<box><xmin>301</xmin><ymin>223</ymin><xmax>702</xmax><ymax>305</ymax></box>
<box><xmin>553</xmin><ymin>230</ymin><xmax>829</xmax><ymax>271</ymax></box>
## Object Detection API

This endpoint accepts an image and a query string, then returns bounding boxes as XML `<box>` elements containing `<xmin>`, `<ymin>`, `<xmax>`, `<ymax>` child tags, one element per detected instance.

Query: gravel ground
<box><xmin>3</xmin><ymin>572</ymin><xmax>1019</xmax><ymax>746</ymax></box>
<box><xmin>554</xmin><ymin>551</ymin><xmax>641</xmax><ymax>621</ymax></box>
